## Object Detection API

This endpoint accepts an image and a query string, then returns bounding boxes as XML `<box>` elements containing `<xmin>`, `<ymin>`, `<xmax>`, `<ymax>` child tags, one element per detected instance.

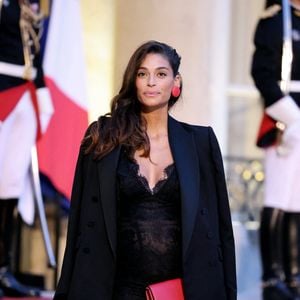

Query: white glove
<box><xmin>277</xmin><ymin>119</ymin><xmax>300</xmax><ymax>156</ymax></box>
<box><xmin>266</xmin><ymin>95</ymin><xmax>300</xmax><ymax>155</ymax></box>
<box><xmin>266</xmin><ymin>95</ymin><xmax>300</xmax><ymax>125</ymax></box>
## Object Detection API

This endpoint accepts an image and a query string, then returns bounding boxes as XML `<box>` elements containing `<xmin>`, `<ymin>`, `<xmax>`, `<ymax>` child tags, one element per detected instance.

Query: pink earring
<box><xmin>171</xmin><ymin>86</ymin><xmax>181</xmax><ymax>98</ymax></box>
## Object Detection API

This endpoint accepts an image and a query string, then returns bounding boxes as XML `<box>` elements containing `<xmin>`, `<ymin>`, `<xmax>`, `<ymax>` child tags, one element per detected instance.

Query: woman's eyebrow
<box><xmin>137</xmin><ymin>66</ymin><xmax>170</xmax><ymax>70</ymax></box>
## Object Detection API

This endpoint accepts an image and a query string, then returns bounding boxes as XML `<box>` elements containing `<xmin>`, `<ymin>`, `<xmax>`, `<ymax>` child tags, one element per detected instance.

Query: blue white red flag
<box><xmin>37</xmin><ymin>0</ymin><xmax>88</xmax><ymax>201</ymax></box>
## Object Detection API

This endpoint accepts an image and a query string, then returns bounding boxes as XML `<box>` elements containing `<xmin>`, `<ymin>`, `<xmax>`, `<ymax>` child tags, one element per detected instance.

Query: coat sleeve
<box><xmin>251</xmin><ymin>15</ymin><xmax>284</xmax><ymax>107</ymax></box>
<box><xmin>208</xmin><ymin>127</ymin><xmax>237</xmax><ymax>300</ymax></box>
<box><xmin>53</xmin><ymin>124</ymin><xmax>95</xmax><ymax>299</ymax></box>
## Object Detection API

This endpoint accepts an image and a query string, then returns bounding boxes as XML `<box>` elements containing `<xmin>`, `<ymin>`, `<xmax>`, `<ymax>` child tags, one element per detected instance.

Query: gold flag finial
<box><xmin>40</xmin><ymin>0</ymin><xmax>49</xmax><ymax>17</ymax></box>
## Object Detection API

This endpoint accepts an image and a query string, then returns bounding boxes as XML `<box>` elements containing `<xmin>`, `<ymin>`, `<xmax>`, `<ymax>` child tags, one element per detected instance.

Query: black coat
<box><xmin>251</xmin><ymin>5</ymin><xmax>300</xmax><ymax>147</ymax></box>
<box><xmin>251</xmin><ymin>6</ymin><xmax>300</xmax><ymax>108</ymax></box>
<box><xmin>0</xmin><ymin>0</ymin><xmax>45</xmax><ymax>91</ymax></box>
<box><xmin>54</xmin><ymin>116</ymin><xmax>237</xmax><ymax>300</ymax></box>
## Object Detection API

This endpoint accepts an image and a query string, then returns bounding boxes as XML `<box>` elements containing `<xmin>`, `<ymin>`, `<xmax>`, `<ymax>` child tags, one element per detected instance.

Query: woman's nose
<box><xmin>147</xmin><ymin>74</ymin><xmax>156</xmax><ymax>86</ymax></box>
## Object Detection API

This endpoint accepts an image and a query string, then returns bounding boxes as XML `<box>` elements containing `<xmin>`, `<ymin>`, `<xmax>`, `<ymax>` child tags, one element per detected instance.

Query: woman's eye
<box><xmin>157</xmin><ymin>72</ymin><xmax>167</xmax><ymax>78</ymax></box>
<box><xmin>137</xmin><ymin>72</ymin><xmax>147</xmax><ymax>77</ymax></box>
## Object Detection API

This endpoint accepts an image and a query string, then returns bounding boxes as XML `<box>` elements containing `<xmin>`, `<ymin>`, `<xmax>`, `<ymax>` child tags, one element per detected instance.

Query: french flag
<box><xmin>37</xmin><ymin>0</ymin><xmax>88</xmax><ymax>201</ymax></box>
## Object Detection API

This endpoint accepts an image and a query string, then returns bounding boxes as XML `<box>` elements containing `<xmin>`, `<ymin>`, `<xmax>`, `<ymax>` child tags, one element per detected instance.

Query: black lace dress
<box><xmin>113</xmin><ymin>150</ymin><xmax>182</xmax><ymax>300</ymax></box>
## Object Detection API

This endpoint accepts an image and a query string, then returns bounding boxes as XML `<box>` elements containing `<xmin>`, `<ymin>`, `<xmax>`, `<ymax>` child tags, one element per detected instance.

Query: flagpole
<box><xmin>31</xmin><ymin>145</ymin><xmax>56</xmax><ymax>268</ymax></box>
<box><xmin>280</xmin><ymin>0</ymin><xmax>293</xmax><ymax>95</ymax></box>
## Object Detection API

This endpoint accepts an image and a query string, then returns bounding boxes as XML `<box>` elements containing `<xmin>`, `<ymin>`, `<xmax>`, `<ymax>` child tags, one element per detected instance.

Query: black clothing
<box><xmin>0</xmin><ymin>199</ymin><xmax>17</xmax><ymax>268</ymax></box>
<box><xmin>114</xmin><ymin>151</ymin><xmax>182</xmax><ymax>299</ymax></box>
<box><xmin>53</xmin><ymin>116</ymin><xmax>237</xmax><ymax>300</ymax></box>
<box><xmin>283</xmin><ymin>213</ymin><xmax>300</xmax><ymax>297</ymax></box>
<box><xmin>251</xmin><ymin>6</ymin><xmax>300</xmax><ymax>107</ymax></box>
<box><xmin>0</xmin><ymin>0</ymin><xmax>26</xmax><ymax>90</ymax></box>
<box><xmin>0</xmin><ymin>0</ymin><xmax>23</xmax><ymax>66</ymax></box>
<box><xmin>0</xmin><ymin>199</ymin><xmax>40</xmax><ymax>297</ymax></box>
<box><xmin>0</xmin><ymin>0</ymin><xmax>45</xmax><ymax>91</ymax></box>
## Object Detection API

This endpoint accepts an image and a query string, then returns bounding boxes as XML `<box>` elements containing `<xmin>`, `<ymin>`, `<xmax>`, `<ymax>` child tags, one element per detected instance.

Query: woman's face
<box><xmin>135</xmin><ymin>53</ymin><xmax>180</xmax><ymax>112</ymax></box>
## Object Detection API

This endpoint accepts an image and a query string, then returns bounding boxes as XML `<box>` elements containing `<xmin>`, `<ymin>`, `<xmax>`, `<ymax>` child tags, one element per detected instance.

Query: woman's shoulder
<box><xmin>174</xmin><ymin>119</ymin><xmax>220</xmax><ymax>148</ymax></box>
<box><xmin>86</xmin><ymin>115</ymin><xmax>111</xmax><ymax>134</ymax></box>
<box><xmin>81</xmin><ymin>115</ymin><xmax>111</xmax><ymax>152</ymax></box>
<box><xmin>177</xmin><ymin>119</ymin><xmax>210</xmax><ymax>135</ymax></box>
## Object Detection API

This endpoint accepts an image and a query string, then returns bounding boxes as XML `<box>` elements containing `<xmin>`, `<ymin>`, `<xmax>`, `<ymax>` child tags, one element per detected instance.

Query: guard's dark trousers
<box><xmin>260</xmin><ymin>207</ymin><xmax>296</xmax><ymax>300</ymax></box>
<box><xmin>0</xmin><ymin>199</ymin><xmax>39</xmax><ymax>297</ymax></box>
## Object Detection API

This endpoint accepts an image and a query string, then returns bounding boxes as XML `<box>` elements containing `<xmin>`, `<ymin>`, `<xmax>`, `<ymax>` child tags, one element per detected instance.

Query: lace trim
<box><xmin>129</xmin><ymin>160</ymin><xmax>175</xmax><ymax>195</ymax></box>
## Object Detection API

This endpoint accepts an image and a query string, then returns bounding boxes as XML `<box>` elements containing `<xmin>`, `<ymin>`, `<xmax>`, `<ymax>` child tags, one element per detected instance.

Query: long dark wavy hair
<box><xmin>83</xmin><ymin>40</ymin><xmax>182</xmax><ymax>160</ymax></box>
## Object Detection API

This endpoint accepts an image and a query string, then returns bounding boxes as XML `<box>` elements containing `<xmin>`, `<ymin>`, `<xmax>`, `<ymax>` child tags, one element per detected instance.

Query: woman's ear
<box><xmin>174</xmin><ymin>73</ymin><xmax>181</xmax><ymax>88</ymax></box>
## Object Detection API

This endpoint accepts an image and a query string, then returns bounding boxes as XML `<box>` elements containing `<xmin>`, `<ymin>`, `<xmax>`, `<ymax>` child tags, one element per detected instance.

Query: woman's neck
<box><xmin>141</xmin><ymin>109</ymin><xmax>169</xmax><ymax>138</ymax></box>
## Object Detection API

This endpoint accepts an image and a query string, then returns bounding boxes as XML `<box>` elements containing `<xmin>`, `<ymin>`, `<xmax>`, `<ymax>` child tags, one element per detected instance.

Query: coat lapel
<box><xmin>97</xmin><ymin>145</ymin><xmax>121</xmax><ymax>261</ymax></box>
<box><xmin>168</xmin><ymin>116</ymin><xmax>201</xmax><ymax>260</ymax></box>
<box><xmin>97</xmin><ymin>116</ymin><xmax>201</xmax><ymax>261</ymax></box>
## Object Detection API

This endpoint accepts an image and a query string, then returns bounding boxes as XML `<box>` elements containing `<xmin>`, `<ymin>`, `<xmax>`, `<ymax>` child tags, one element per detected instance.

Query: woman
<box><xmin>54</xmin><ymin>40</ymin><xmax>236</xmax><ymax>300</ymax></box>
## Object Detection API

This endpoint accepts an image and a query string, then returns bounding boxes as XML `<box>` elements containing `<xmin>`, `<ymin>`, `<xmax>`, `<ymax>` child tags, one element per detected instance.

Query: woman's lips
<box><xmin>144</xmin><ymin>92</ymin><xmax>160</xmax><ymax>96</ymax></box>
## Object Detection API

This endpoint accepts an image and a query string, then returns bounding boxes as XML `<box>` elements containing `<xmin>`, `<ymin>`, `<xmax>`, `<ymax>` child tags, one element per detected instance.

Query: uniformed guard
<box><xmin>252</xmin><ymin>0</ymin><xmax>300</xmax><ymax>299</ymax></box>
<box><xmin>0</xmin><ymin>0</ymin><xmax>53</xmax><ymax>297</ymax></box>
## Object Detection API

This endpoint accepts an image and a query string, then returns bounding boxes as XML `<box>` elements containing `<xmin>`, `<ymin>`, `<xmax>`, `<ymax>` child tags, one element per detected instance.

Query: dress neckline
<box><xmin>130</xmin><ymin>160</ymin><xmax>175</xmax><ymax>195</ymax></box>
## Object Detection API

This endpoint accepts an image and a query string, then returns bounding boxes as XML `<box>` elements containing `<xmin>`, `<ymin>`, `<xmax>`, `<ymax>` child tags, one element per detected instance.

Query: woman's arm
<box><xmin>251</xmin><ymin>15</ymin><xmax>283</xmax><ymax>107</ymax></box>
<box><xmin>54</xmin><ymin>123</ymin><xmax>95</xmax><ymax>299</ymax></box>
<box><xmin>208</xmin><ymin>127</ymin><xmax>237</xmax><ymax>300</ymax></box>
